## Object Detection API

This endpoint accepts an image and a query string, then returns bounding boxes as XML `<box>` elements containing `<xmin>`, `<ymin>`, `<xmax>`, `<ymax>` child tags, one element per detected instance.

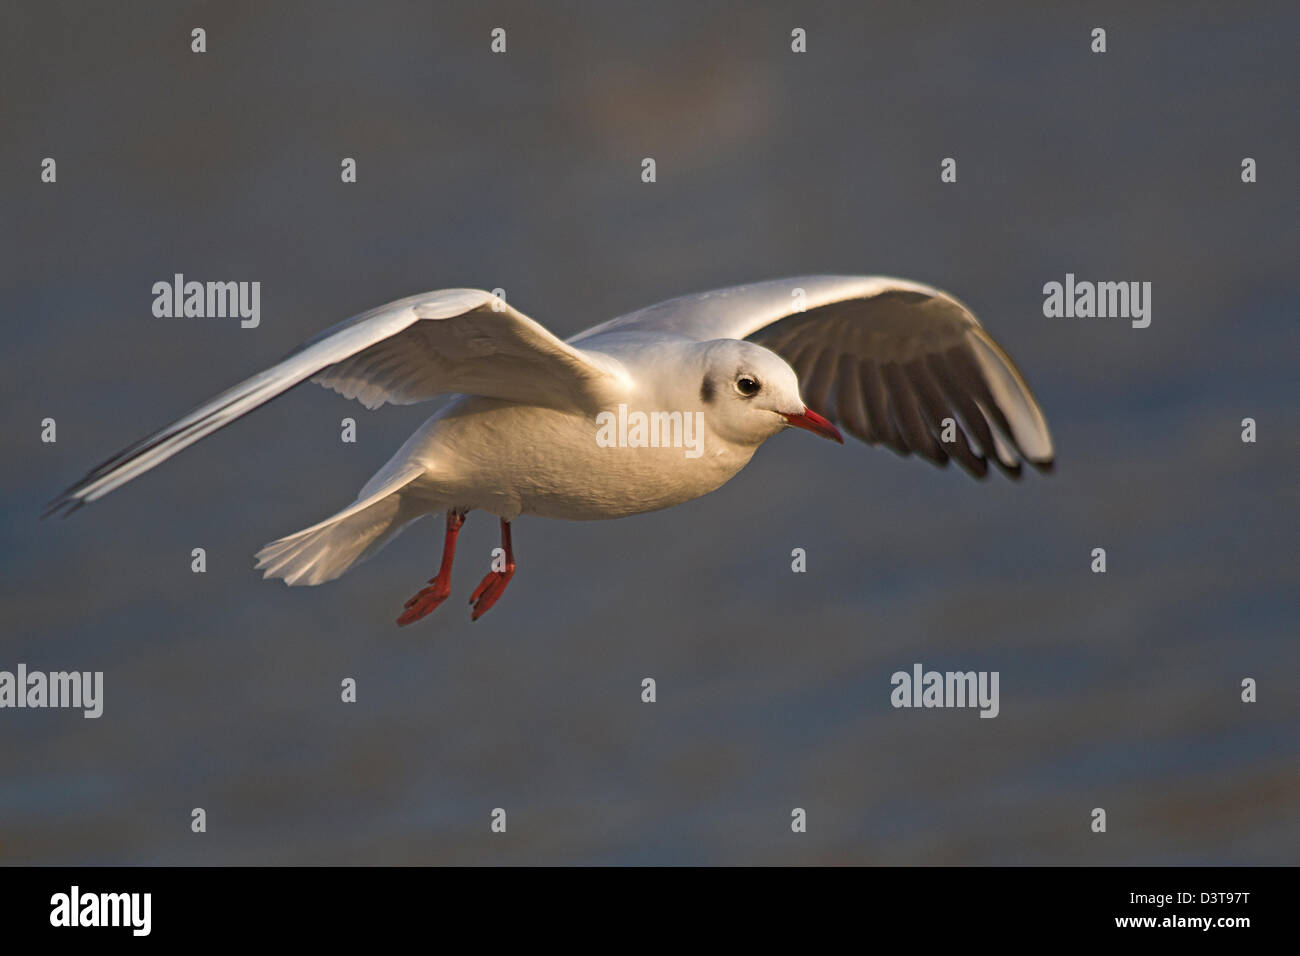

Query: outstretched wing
<box><xmin>46</xmin><ymin>289</ymin><xmax>625</xmax><ymax>516</ymax></box>
<box><xmin>575</xmin><ymin>276</ymin><xmax>1053</xmax><ymax>479</ymax></box>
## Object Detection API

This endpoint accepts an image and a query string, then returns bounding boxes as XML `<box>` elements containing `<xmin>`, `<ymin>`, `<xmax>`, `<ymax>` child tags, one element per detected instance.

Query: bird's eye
<box><xmin>735</xmin><ymin>375</ymin><xmax>761</xmax><ymax>397</ymax></box>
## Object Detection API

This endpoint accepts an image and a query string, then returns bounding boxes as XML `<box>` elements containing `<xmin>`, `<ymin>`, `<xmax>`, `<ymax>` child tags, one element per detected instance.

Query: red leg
<box><xmin>469</xmin><ymin>519</ymin><xmax>516</xmax><ymax>620</ymax></box>
<box><xmin>396</xmin><ymin>510</ymin><xmax>465</xmax><ymax>626</ymax></box>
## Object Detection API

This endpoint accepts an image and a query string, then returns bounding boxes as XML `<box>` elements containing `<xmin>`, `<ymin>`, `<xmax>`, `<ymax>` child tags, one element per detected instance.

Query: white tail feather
<box><xmin>254</xmin><ymin>464</ymin><xmax>426</xmax><ymax>586</ymax></box>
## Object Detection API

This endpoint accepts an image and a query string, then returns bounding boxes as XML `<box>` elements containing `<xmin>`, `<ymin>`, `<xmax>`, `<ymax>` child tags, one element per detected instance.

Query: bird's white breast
<box><xmin>410</xmin><ymin>395</ymin><xmax>754</xmax><ymax>521</ymax></box>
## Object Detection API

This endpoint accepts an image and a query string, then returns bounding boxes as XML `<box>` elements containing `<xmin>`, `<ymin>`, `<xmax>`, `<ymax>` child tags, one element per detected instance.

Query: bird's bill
<box><xmin>782</xmin><ymin>407</ymin><xmax>844</xmax><ymax>443</ymax></box>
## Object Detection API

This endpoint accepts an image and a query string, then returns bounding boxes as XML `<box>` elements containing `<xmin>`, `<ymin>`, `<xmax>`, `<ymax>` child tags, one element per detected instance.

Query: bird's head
<box><xmin>697</xmin><ymin>340</ymin><xmax>843</xmax><ymax>447</ymax></box>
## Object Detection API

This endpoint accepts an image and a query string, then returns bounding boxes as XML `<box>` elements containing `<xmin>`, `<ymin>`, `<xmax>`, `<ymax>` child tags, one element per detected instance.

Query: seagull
<box><xmin>46</xmin><ymin>276</ymin><xmax>1054</xmax><ymax>623</ymax></box>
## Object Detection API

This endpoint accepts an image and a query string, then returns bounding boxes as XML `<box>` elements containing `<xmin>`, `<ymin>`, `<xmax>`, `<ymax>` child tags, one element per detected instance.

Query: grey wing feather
<box><xmin>46</xmin><ymin>289</ymin><xmax>621</xmax><ymax>516</ymax></box>
<box><xmin>580</xmin><ymin>275</ymin><xmax>1053</xmax><ymax>480</ymax></box>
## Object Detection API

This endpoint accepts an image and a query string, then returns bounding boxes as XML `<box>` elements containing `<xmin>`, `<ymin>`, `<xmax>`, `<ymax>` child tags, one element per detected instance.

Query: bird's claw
<box><xmin>469</xmin><ymin>568</ymin><xmax>515</xmax><ymax>620</ymax></box>
<box><xmin>396</xmin><ymin>579</ymin><xmax>451</xmax><ymax>626</ymax></box>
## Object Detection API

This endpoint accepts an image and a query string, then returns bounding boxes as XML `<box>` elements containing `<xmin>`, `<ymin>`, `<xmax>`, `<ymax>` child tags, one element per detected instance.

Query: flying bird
<box><xmin>46</xmin><ymin>276</ymin><xmax>1054</xmax><ymax>623</ymax></box>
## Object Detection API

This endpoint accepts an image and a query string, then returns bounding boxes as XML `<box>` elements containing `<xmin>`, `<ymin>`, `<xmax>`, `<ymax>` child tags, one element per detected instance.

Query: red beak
<box><xmin>782</xmin><ymin>407</ymin><xmax>844</xmax><ymax>444</ymax></box>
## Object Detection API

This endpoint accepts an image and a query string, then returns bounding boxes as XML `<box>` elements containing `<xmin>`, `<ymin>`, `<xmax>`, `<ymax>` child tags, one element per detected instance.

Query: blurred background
<box><xmin>2</xmin><ymin>1</ymin><xmax>1297</xmax><ymax>864</ymax></box>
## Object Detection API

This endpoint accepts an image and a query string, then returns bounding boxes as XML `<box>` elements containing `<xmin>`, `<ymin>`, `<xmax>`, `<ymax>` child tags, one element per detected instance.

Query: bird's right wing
<box><xmin>46</xmin><ymin>289</ymin><xmax>626</xmax><ymax>515</ymax></box>
<box><xmin>574</xmin><ymin>276</ymin><xmax>1052</xmax><ymax>479</ymax></box>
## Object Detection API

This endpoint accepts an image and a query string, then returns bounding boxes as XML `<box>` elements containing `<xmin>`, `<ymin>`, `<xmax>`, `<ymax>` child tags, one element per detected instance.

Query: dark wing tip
<box><xmin>41</xmin><ymin>494</ymin><xmax>84</xmax><ymax>520</ymax></box>
<box><xmin>956</xmin><ymin>455</ymin><xmax>991</xmax><ymax>481</ymax></box>
<box><xmin>991</xmin><ymin>457</ymin><xmax>1024</xmax><ymax>480</ymax></box>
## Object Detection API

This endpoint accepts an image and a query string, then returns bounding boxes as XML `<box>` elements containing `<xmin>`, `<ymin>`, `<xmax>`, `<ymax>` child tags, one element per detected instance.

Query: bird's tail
<box><xmin>254</xmin><ymin>464</ymin><xmax>427</xmax><ymax>586</ymax></box>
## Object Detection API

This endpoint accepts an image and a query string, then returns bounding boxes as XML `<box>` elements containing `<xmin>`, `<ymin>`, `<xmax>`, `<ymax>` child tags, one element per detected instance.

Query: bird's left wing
<box><xmin>46</xmin><ymin>289</ymin><xmax>625</xmax><ymax>515</ymax></box>
<box><xmin>573</xmin><ymin>276</ymin><xmax>1053</xmax><ymax>479</ymax></box>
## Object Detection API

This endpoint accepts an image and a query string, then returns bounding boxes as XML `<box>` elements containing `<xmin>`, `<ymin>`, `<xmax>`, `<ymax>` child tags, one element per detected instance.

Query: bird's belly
<box><xmin>423</xmin><ymin>400</ymin><xmax>751</xmax><ymax>521</ymax></box>
<box><xmin>521</xmin><ymin>446</ymin><xmax>740</xmax><ymax>519</ymax></box>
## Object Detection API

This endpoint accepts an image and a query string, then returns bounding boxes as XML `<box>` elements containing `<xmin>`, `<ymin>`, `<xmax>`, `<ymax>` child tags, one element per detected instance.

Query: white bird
<box><xmin>46</xmin><ymin>276</ymin><xmax>1054</xmax><ymax>623</ymax></box>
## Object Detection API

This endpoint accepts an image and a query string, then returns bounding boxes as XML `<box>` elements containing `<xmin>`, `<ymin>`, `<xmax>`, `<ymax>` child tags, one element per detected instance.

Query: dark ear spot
<box><xmin>700</xmin><ymin>376</ymin><xmax>715</xmax><ymax>403</ymax></box>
